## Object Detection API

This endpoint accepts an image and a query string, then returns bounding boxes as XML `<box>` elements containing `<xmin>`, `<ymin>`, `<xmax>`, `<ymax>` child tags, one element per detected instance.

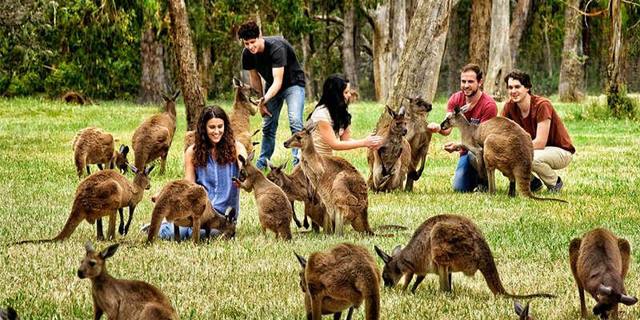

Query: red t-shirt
<box><xmin>501</xmin><ymin>95</ymin><xmax>575</xmax><ymax>154</ymax></box>
<box><xmin>446</xmin><ymin>91</ymin><xmax>497</xmax><ymax>154</ymax></box>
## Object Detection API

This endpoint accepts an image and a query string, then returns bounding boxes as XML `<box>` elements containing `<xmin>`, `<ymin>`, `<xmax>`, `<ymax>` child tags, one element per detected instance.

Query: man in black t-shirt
<box><xmin>238</xmin><ymin>21</ymin><xmax>306</xmax><ymax>169</ymax></box>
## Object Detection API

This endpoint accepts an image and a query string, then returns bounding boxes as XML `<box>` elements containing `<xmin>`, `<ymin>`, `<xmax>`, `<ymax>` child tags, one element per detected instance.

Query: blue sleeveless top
<box><xmin>195</xmin><ymin>155</ymin><xmax>240</xmax><ymax>218</ymax></box>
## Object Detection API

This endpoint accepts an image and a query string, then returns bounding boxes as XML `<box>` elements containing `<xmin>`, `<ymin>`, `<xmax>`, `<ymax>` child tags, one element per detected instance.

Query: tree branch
<box><xmin>565</xmin><ymin>1</ymin><xmax>607</xmax><ymax>16</ymax></box>
<box><xmin>313</xmin><ymin>15</ymin><xmax>343</xmax><ymax>25</ymax></box>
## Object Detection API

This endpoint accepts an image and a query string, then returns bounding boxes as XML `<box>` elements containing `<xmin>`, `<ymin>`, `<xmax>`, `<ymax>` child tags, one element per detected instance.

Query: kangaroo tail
<box><xmin>517</xmin><ymin>173</ymin><xmax>568</xmax><ymax>203</ymax></box>
<box><xmin>501</xmin><ymin>292</ymin><xmax>556</xmax><ymax>299</ymax></box>
<box><xmin>376</xmin><ymin>224</ymin><xmax>408</xmax><ymax>231</ymax></box>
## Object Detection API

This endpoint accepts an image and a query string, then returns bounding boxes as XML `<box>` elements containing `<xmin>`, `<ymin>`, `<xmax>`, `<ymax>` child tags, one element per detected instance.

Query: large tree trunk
<box><xmin>444</xmin><ymin>3</ymin><xmax>465</xmax><ymax>94</ymax></box>
<box><xmin>167</xmin><ymin>0</ymin><xmax>205</xmax><ymax>130</ymax></box>
<box><xmin>484</xmin><ymin>0</ymin><xmax>511</xmax><ymax>101</ymax></box>
<box><xmin>367</xmin><ymin>0</ymin><xmax>409</xmax><ymax>102</ymax></box>
<box><xmin>558</xmin><ymin>0</ymin><xmax>585</xmax><ymax>102</ymax></box>
<box><xmin>469</xmin><ymin>0</ymin><xmax>491</xmax><ymax>72</ymax></box>
<box><xmin>301</xmin><ymin>33</ymin><xmax>316</xmax><ymax>100</ymax></box>
<box><xmin>138</xmin><ymin>26</ymin><xmax>167</xmax><ymax>105</ymax></box>
<box><xmin>509</xmin><ymin>0</ymin><xmax>532</xmax><ymax>66</ymax></box>
<box><xmin>387</xmin><ymin>0</ymin><xmax>460</xmax><ymax>109</ymax></box>
<box><xmin>198</xmin><ymin>46</ymin><xmax>212</xmax><ymax>99</ymax></box>
<box><xmin>607</xmin><ymin>0</ymin><xmax>627</xmax><ymax>117</ymax></box>
<box><xmin>342</xmin><ymin>0</ymin><xmax>359</xmax><ymax>89</ymax></box>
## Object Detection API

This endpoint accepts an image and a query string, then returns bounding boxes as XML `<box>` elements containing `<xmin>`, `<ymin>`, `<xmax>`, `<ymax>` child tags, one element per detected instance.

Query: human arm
<box><xmin>184</xmin><ymin>145</ymin><xmax>196</xmax><ymax>183</ymax></box>
<box><xmin>256</xmin><ymin>67</ymin><xmax>284</xmax><ymax>117</ymax></box>
<box><xmin>317</xmin><ymin>121</ymin><xmax>382</xmax><ymax>150</ymax></box>
<box><xmin>427</xmin><ymin>122</ymin><xmax>452</xmax><ymax>136</ymax></box>
<box><xmin>532</xmin><ymin>119</ymin><xmax>551</xmax><ymax>149</ymax></box>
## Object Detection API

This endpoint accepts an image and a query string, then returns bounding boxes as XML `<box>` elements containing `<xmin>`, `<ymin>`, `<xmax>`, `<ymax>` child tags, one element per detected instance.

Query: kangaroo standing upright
<box><xmin>569</xmin><ymin>228</ymin><xmax>637</xmax><ymax>319</ymax></box>
<box><xmin>78</xmin><ymin>242</ymin><xmax>178</xmax><ymax>320</ymax></box>
<box><xmin>403</xmin><ymin>96</ymin><xmax>433</xmax><ymax>192</ymax></box>
<box><xmin>284</xmin><ymin>122</ymin><xmax>373</xmax><ymax>236</ymax></box>
<box><xmin>132</xmin><ymin>91</ymin><xmax>179</xmax><ymax>175</ymax></box>
<box><xmin>295</xmin><ymin>243</ymin><xmax>381</xmax><ymax>320</ymax></box>
<box><xmin>375</xmin><ymin>214</ymin><xmax>555</xmax><ymax>298</ymax></box>
<box><xmin>440</xmin><ymin>105</ymin><xmax>566</xmax><ymax>202</ymax></box>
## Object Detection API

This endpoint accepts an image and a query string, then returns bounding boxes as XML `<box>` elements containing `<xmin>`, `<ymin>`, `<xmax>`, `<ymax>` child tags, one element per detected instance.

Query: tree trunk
<box><xmin>469</xmin><ymin>0</ymin><xmax>491</xmax><ymax>72</ymax></box>
<box><xmin>484</xmin><ymin>0</ymin><xmax>511</xmax><ymax>101</ymax></box>
<box><xmin>558</xmin><ymin>0</ymin><xmax>585</xmax><ymax>102</ymax></box>
<box><xmin>167</xmin><ymin>0</ymin><xmax>205</xmax><ymax>130</ymax></box>
<box><xmin>367</xmin><ymin>0</ymin><xmax>409</xmax><ymax>102</ymax></box>
<box><xmin>444</xmin><ymin>3</ymin><xmax>465</xmax><ymax>94</ymax></box>
<box><xmin>607</xmin><ymin>0</ymin><xmax>628</xmax><ymax>117</ymax></box>
<box><xmin>198</xmin><ymin>46</ymin><xmax>212</xmax><ymax>99</ymax></box>
<box><xmin>342</xmin><ymin>0</ymin><xmax>359</xmax><ymax>89</ymax></box>
<box><xmin>387</xmin><ymin>0</ymin><xmax>460</xmax><ymax>109</ymax></box>
<box><xmin>138</xmin><ymin>26</ymin><xmax>167</xmax><ymax>105</ymax></box>
<box><xmin>301</xmin><ymin>33</ymin><xmax>316</xmax><ymax>100</ymax></box>
<box><xmin>509</xmin><ymin>0</ymin><xmax>532</xmax><ymax>66</ymax></box>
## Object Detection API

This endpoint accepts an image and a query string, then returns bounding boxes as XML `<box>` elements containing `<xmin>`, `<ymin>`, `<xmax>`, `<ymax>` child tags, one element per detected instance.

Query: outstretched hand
<box><xmin>258</xmin><ymin>98</ymin><xmax>272</xmax><ymax>117</ymax></box>
<box><xmin>364</xmin><ymin>135</ymin><xmax>384</xmax><ymax>150</ymax></box>
<box><xmin>443</xmin><ymin>142</ymin><xmax>462</xmax><ymax>153</ymax></box>
<box><xmin>427</xmin><ymin>122</ymin><xmax>441</xmax><ymax>133</ymax></box>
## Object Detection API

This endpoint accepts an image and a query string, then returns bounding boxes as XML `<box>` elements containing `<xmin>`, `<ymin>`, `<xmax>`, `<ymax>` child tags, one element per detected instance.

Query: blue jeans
<box><xmin>256</xmin><ymin>85</ymin><xmax>305</xmax><ymax>170</ymax></box>
<box><xmin>158</xmin><ymin>222</ymin><xmax>221</xmax><ymax>241</ymax></box>
<box><xmin>452</xmin><ymin>153</ymin><xmax>484</xmax><ymax>193</ymax></box>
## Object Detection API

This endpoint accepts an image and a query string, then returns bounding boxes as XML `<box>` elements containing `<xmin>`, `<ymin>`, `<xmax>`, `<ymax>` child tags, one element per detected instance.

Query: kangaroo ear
<box><xmin>144</xmin><ymin>165</ymin><xmax>155</xmax><ymax>175</ymax></box>
<box><xmin>294</xmin><ymin>252</ymin><xmax>307</xmax><ymax>268</ymax></box>
<box><xmin>85</xmin><ymin>241</ymin><xmax>95</xmax><ymax>253</ymax></box>
<box><xmin>374</xmin><ymin>245</ymin><xmax>392</xmax><ymax>264</ymax></box>
<box><xmin>100</xmin><ymin>244</ymin><xmax>119</xmax><ymax>259</ymax></box>
<box><xmin>238</xmin><ymin>154</ymin><xmax>247</xmax><ymax>166</ymax></box>
<box><xmin>304</xmin><ymin>120</ymin><xmax>318</xmax><ymax>133</ymax></box>
<box><xmin>225</xmin><ymin>207</ymin><xmax>237</xmax><ymax>222</ymax></box>
<box><xmin>119</xmin><ymin>144</ymin><xmax>129</xmax><ymax>154</ymax></box>
<box><xmin>453</xmin><ymin>106</ymin><xmax>461</xmax><ymax>114</ymax></box>
<box><xmin>398</xmin><ymin>106</ymin><xmax>406</xmax><ymax>117</ymax></box>
<box><xmin>247</xmin><ymin>151</ymin><xmax>255</xmax><ymax>162</ymax></box>
<box><xmin>620</xmin><ymin>294</ymin><xmax>638</xmax><ymax>306</ymax></box>
<box><xmin>128</xmin><ymin>164</ymin><xmax>138</xmax><ymax>174</ymax></box>
<box><xmin>232</xmin><ymin>77</ymin><xmax>242</xmax><ymax>87</ymax></box>
<box><xmin>391</xmin><ymin>245</ymin><xmax>402</xmax><ymax>256</ymax></box>
<box><xmin>385</xmin><ymin>105</ymin><xmax>396</xmax><ymax>117</ymax></box>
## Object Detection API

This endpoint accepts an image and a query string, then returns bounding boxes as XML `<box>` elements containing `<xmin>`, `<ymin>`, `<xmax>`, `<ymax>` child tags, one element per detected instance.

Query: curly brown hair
<box><xmin>193</xmin><ymin>106</ymin><xmax>237</xmax><ymax>167</ymax></box>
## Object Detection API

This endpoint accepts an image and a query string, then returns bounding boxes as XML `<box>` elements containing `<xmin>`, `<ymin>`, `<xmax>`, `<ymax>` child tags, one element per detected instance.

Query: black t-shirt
<box><xmin>242</xmin><ymin>36</ymin><xmax>306</xmax><ymax>92</ymax></box>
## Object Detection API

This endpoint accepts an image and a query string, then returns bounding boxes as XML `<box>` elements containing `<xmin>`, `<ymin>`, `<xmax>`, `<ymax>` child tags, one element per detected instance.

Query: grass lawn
<box><xmin>0</xmin><ymin>96</ymin><xmax>639</xmax><ymax>319</ymax></box>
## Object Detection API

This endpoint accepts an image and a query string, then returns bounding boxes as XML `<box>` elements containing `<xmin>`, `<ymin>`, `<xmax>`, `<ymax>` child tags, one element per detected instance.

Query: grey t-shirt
<box><xmin>242</xmin><ymin>36</ymin><xmax>306</xmax><ymax>92</ymax></box>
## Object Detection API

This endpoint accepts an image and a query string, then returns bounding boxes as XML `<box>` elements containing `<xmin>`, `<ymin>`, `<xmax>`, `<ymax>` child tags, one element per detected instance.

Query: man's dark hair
<box><xmin>461</xmin><ymin>63</ymin><xmax>483</xmax><ymax>81</ymax></box>
<box><xmin>504</xmin><ymin>70</ymin><xmax>532</xmax><ymax>93</ymax></box>
<box><xmin>238</xmin><ymin>21</ymin><xmax>260</xmax><ymax>40</ymax></box>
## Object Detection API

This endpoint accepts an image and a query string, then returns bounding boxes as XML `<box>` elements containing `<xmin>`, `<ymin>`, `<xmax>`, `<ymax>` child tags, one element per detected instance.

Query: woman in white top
<box><xmin>307</xmin><ymin>74</ymin><xmax>383</xmax><ymax>156</ymax></box>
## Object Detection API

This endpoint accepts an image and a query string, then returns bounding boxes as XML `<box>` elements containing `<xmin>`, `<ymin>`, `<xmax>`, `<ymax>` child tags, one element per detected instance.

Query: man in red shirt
<box><xmin>501</xmin><ymin>70</ymin><xmax>574</xmax><ymax>193</ymax></box>
<box><xmin>427</xmin><ymin>63</ymin><xmax>497</xmax><ymax>192</ymax></box>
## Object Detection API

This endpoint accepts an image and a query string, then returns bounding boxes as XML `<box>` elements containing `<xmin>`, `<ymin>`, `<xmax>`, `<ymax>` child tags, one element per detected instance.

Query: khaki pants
<box><xmin>532</xmin><ymin>147</ymin><xmax>573</xmax><ymax>186</ymax></box>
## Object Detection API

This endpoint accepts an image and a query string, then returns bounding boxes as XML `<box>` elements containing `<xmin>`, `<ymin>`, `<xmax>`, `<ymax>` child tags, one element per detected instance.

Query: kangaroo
<box><xmin>0</xmin><ymin>307</ymin><xmax>18</xmax><ymax>320</ymax></box>
<box><xmin>284</xmin><ymin>122</ymin><xmax>373</xmax><ymax>236</ymax></box>
<box><xmin>78</xmin><ymin>242</ymin><xmax>178</xmax><ymax>320</ymax></box>
<box><xmin>232</xmin><ymin>151</ymin><xmax>292</xmax><ymax>240</ymax></box>
<box><xmin>147</xmin><ymin>179</ymin><xmax>237</xmax><ymax>243</ymax></box>
<box><xmin>132</xmin><ymin>91</ymin><xmax>179</xmax><ymax>175</ymax></box>
<box><xmin>15</xmin><ymin>165</ymin><xmax>153</xmax><ymax>244</ymax></box>
<box><xmin>403</xmin><ymin>96</ymin><xmax>433</xmax><ymax>192</ymax></box>
<box><xmin>514</xmin><ymin>300</ymin><xmax>533</xmax><ymax>320</ymax></box>
<box><xmin>569</xmin><ymin>228</ymin><xmax>637</xmax><ymax>319</ymax></box>
<box><xmin>295</xmin><ymin>243</ymin><xmax>381</xmax><ymax>320</ymax></box>
<box><xmin>72</xmin><ymin>127</ymin><xmax>129</xmax><ymax>177</ymax></box>
<box><xmin>440</xmin><ymin>105</ymin><xmax>567</xmax><ymax>202</ymax></box>
<box><xmin>367</xmin><ymin>106</ymin><xmax>411</xmax><ymax>192</ymax></box>
<box><xmin>267</xmin><ymin>161</ymin><xmax>329</xmax><ymax>232</ymax></box>
<box><xmin>230</xmin><ymin>77</ymin><xmax>260</xmax><ymax>153</ymax></box>
<box><xmin>374</xmin><ymin>214</ymin><xmax>555</xmax><ymax>299</ymax></box>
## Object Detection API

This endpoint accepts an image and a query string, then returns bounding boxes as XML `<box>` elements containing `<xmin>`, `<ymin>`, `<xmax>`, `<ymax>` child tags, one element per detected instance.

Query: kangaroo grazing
<box><xmin>514</xmin><ymin>300</ymin><xmax>533</xmax><ymax>320</ymax></box>
<box><xmin>295</xmin><ymin>243</ymin><xmax>381</xmax><ymax>320</ymax></box>
<box><xmin>15</xmin><ymin>166</ymin><xmax>153</xmax><ymax>244</ymax></box>
<box><xmin>78</xmin><ymin>242</ymin><xmax>178</xmax><ymax>320</ymax></box>
<box><xmin>132</xmin><ymin>91</ymin><xmax>179</xmax><ymax>175</ymax></box>
<box><xmin>0</xmin><ymin>307</ymin><xmax>18</xmax><ymax>320</ymax></box>
<box><xmin>267</xmin><ymin>161</ymin><xmax>329</xmax><ymax>232</ymax></box>
<box><xmin>72</xmin><ymin>127</ymin><xmax>129</xmax><ymax>177</ymax></box>
<box><xmin>440</xmin><ymin>105</ymin><xmax>567</xmax><ymax>202</ymax></box>
<box><xmin>403</xmin><ymin>96</ymin><xmax>433</xmax><ymax>192</ymax></box>
<box><xmin>367</xmin><ymin>106</ymin><xmax>411</xmax><ymax>192</ymax></box>
<box><xmin>232</xmin><ymin>151</ymin><xmax>292</xmax><ymax>240</ymax></box>
<box><xmin>284</xmin><ymin>122</ymin><xmax>373</xmax><ymax>236</ymax></box>
<box><xmin>146</xmin><ymin>179</ymin><xmax>237</xmax><ymax>243</ymax></box>
<box><xmin>569</xmin><ymin>228</ymin><xmax>637</xmax><ymax>319</ymax></box>
<box><xmin>374</xmin><ymin>214</ymin><xmax>555</xmax><ymax>299</ymax></box>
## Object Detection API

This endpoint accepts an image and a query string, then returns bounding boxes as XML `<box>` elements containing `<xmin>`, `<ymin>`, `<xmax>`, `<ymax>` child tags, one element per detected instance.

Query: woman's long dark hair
<box><xmin>307</xmin><ymin>74</ymin><xmax>351</xmax><ymax>133</ymax></box>
<box><xmin>193</xmin><ymin>106</ymin><xmax>236</xmax><ymax>167</ymax></box>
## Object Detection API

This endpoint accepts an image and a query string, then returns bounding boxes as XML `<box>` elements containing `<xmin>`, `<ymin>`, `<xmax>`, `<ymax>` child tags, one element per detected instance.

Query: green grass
<box><xmin>0</xmin><ymin>96</ymin><xmax>639</xmax><ymax>319</ymax></box>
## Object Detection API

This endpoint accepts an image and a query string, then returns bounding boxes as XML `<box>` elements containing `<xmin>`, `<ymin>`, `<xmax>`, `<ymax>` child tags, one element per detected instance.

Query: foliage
<box><xmin>607</xmin><ymin>85</ymin><xmax>638</xmax><ymax>119</ymax></box>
